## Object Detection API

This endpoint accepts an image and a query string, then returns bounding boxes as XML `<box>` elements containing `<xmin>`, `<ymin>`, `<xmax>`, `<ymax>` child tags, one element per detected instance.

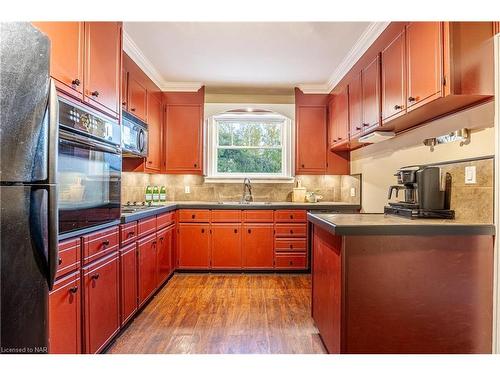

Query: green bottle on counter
<box><xmin>152</xmin><ymin>186</ymin><xmax>160</xmax><ymax>205</ymax></box>
<box><xmin>159</xmin><ymin>186</ymin><xmax>167</xmax><ymax>203</ymax></box>
<box><xmin>145</xmin><ymin>186</ymin><xmax>153</xmax><ymax>203</ymax></box>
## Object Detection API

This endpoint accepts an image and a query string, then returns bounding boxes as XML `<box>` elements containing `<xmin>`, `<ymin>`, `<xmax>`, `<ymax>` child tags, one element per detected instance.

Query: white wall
<box><xmin>351</xmin><ymin>101</ymin><xmax>495</xmax><ymax>213</ymax></box>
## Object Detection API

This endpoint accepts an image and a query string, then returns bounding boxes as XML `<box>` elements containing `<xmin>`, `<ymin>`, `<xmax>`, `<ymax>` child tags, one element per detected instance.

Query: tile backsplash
<box><xmin>121</xmin><ymin>173</ymin><xmax>361</xmax><ymax>204</ymax></box>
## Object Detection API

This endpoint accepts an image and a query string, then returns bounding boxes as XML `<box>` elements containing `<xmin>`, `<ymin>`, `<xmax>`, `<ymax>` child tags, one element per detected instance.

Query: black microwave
<box><xmin>121</xmin><ymin>111</ymin><xmax>148</xmax><ymax>157</ymax></box>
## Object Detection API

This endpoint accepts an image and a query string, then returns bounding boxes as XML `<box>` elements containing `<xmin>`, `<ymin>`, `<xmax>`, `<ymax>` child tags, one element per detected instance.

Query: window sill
<box><xmin>204</xmin><ymin>177</ymin><xmax>295</xmax><ymax>184</ymax></box>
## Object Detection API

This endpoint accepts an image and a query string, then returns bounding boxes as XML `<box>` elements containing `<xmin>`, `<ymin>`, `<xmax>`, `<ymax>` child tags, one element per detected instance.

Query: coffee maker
<box><xmin>384</xmin><ymin>165</ymin><xmax>454</xmax><ymax>219</ymax></box>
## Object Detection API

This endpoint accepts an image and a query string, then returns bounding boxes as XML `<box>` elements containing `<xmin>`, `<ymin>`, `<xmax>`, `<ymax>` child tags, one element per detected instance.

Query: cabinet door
<box><xmin>211</xmin><ymin>224</ymin><xmax>242</xmax><ymax>269</ymax></box>
<box><xmin>84</xmin><ymin>22</ymin><xmax>121</xmax><ymax>118</ymax></box>
<box><xmin>83</xmin><ymin>252</ymin><xmax>120</xmax><ymax>354</ymax></box>
<box><xmin>32</xmin><ymin>22</ymin><xmax>84</xmax><ymax>99</ymax></box>
<box><xmin>381</xmin><ymin>29</ymin><xmax>406</xmax><ymax>122</ymax></box>
<box><xmin>330</xmin><ymin>87</ymin><xmax>349</xmax><ymax>148</ymax></box>
<box><xmin>157</xmin><ymin>225</ymin><xmax>173</xmax><ymax>286</ymax></box>
<box><xmin>361</xmin><ymin>55</ymin><xmax>381</xmax><ymax>131</ymax></box>
<box><xmin>120</xmin><ymin>243</ymin><xmax>138</xmax><ymax>326</ymax></box>
<box><xmin>242</xmin><ymin>224</ymin><xmax>274</xmax><ymax>269</ymax></box>
<box><xmin>49</xmin><ymin>272</ymin><xmax>81</xmax><ymax>354</ymax></box>
<box><xmin>127</xmin><ymin>75</ymin><xmax>147</xmax><ymax>122</ymax></box>
<box><xmin>137</xmin><ymin>233</ymin><xmax>158</xmax><ymax>306</ymax></box>
<box><xmin>312</xmin><ymin>227</ymin><xmax>342</xmax><ymax>354</ymax></box>
<box><xmin>348</xmin><ymin>72</ymin><xmax>363</xmax><ymax>138</ymax></box>
<box><xmin>406</xmin><ymin>22</ymin><xmax>443</xmax><ymax>110</ymax></box>
<box><xmin>145</xmin><ymin>92</ymin><xmax>162</xmax><ymax>171</ymax></box>
<box><xmin>177</xmin><ymin>223</ymin><xmax>210</xmax><ymax>269</ymax></box>
<box><xmin>164</xmin><ymin>104</ymin><xmax>203</xmax><ymax>174</ymax></box>
<box><xmin>296</xmin><ymin>106</ymin><xmax>327</xmax><ymax>174</ymax></box>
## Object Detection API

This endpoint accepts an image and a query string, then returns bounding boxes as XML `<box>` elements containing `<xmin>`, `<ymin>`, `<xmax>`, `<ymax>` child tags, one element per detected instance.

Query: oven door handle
<box><xmin>59</xmin><ymin>129</ymin><xmax>122</xmax><ymax>155</ymax></box>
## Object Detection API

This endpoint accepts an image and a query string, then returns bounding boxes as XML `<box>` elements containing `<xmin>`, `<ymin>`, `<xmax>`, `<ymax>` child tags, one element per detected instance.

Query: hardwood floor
<box><xmin>107</xmin><ymin>273</ymin><xmax>326</xmax><ymax>354</ymax></box>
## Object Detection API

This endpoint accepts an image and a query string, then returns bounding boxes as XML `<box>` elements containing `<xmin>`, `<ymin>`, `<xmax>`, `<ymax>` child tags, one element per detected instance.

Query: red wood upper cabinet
<box><xmin>49</xmin><ymin>272</ymin><xmax>81</xmax><ymax>354</ymax></box>
<box><xmin>83</xmin><ymin>252</ymin><xmax>120</xmax><ymax>354</ymax></box>
<box><xmin>137</xmin><ymin>233</ymin><xmax>158</xmax><ymax>306</ymax></box>
<box><xmin>211</xmin><ymin>224</ymin><xmax>242</xmax><ymax>269</ymax></box>
<box><xmin>296</xmin><ymin>106</ymin><xmax>328</xmax><ymax>174</ymax></box>
<box><xmin>145</xmin><ymin>92</ymin><xmax>162</xmax><ymax>172</ymax></box>
<box><xmin>361</xmin><ymin>54</ymin><xmax>381</xmax><ymax>131</ymax></box>
<box><xmin>31</xmin><ymin>22</ymin><xmax>84</xmax><ymax>100</ymax></box>
<box><xmin>330</xmin><ymin>86</ymin><xmax>349</xmax><ymax>149</ymax></box>
<box><xmin>348</xmin><ymin>72</ymin><xmax>363</xmax><ymax>138</ymax></box>
<box><xmin>84</xmin><ymin>22</ymin><xmax>122</xmax><ymax>118</ymax></box>
<box><xmin>381</xmin><ymin>28</ymin><xmax>406</xmax><ymax>123</ymax></box>
<box><xmin>242</xmin><ymin>224</ymin><xmax>274</xmax><ymax>269</ymax></box>
<box><xmin>177</xmin><ymin>223</ymin><xmax>210</xmax><ymax>269</ymax></box>
<box><xmin>121</xmin><ymin>67</ymin><xmax>128</xmax><ymax>111</ymax></box>
<box><xmin>406</xmin><ymin>22</ymin><xmax>443</xmax><ymax>111</ymax></box>
<box><xmin>127</xmin><ymin>75</ymin><xmax>147</xmax><ymax>122</ymax></box>
<box><xmin>164</xmin><ymin>104</ymin><xmax>203</xmax><ymax>174</ymax></box>
<box><xmin>119</xmin><ymin>243</ymin><xmax>138</xmax><ymax>326</ymax></box>
<box><xmin>157</xmin><ymin>225</ymin><xmax>174</xmax><ymax>286</ymax></box>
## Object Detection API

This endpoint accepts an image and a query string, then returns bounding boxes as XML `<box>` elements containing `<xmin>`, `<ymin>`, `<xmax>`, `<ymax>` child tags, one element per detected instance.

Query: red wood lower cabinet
<box><xmin>138</xmin><ymin>233</ymin><xmax>158</xmax><ymax>306</ymax></box>
<box><xmin>49</xmin><ymin>272</ymin><xmax>81</xmax><ymax>354</ymax></box>
<box><xmin>83</xmin><ymin>252</ymin><xmax>120</xmax><ymax>354</ymax></box>
<box><xmin>177</xmin><ymin>223</ymin><xmax>210</xmax><ymax>269</ymax></box>
<box><xmin>211</xmin><ymin>223</ymin><xmax>242</xmax><ymax>269</ymax></box>
<box><xmin>119</xmin><ymin>243</ymin><xmax>138</xmax><ymax>326</ymax></box>
<box><xmin>157</xmin><ymin>224</ymin><xmax>174</xmax><ymax>286</ymax></box>
<box><xmin>311</xmin><ymin>226</ymin><xmax>342</xmax><ymax>354</ymax></box>
<box><xmin>242</xmin><ymin>224</ymin><xmax>274</xmax><ymax>269</ymax></box>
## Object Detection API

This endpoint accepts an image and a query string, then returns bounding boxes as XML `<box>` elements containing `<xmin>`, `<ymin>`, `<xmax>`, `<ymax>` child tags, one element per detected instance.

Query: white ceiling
<box><xmin>123</xmin><ymin>22</ymin><xmax>386</xmax><ymax>92</ymax></box>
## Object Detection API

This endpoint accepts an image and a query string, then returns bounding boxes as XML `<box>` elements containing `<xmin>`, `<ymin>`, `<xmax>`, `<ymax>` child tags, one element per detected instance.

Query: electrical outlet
<box><xmin>350</xmin><ymin>187</ymin><xmax>356</xmax><ymax>197</ymax></box>
<box><xmin>465</xmin><ymin>166</ymin><xmax>476</xmax><ymax>184</ymax></box>
<box><xmin>184</xmin><ymin>186</ymin><xmax>191</xmax><ymax>194</ymax></box>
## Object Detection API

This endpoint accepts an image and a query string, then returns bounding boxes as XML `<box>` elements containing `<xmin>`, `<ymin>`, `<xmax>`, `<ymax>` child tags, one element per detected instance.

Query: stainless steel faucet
<box><xmin>241</xmin><ymin>177</ymin><xmax>253</xmax><ymax>203</ymax></box>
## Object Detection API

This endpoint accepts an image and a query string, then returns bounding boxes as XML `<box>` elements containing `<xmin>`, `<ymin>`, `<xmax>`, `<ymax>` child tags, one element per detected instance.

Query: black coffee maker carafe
<box><xmin>385</xmin><ymin>165</ymin><xmax>454</xmax><ymax>219</ymax></box>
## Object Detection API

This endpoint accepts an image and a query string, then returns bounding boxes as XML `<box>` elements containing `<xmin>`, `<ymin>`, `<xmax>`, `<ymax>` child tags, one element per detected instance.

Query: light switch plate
<box><xmin>184</xmin><ymin>186</ymin><xmax>191</xmax><ymax>194</ymax></box>
<box><xmin>465</xmin><ymin>166</ymin><xmax>476</xmax><ymax>184</ymax></box>
<box><xmin>350</xmin><ymin>187</ymin><xmax>356</xmax><ymax>197</ymax></box>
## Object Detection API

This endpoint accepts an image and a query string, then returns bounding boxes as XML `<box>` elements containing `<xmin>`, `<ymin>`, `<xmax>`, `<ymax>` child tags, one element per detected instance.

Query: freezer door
<box><xmin>0</xmin><ymin>22</ymin><xmax>53</xmax><ymax>183</ymax></box>
<box><xmin>0</xmin><ymin>184</ymin><xmax>58</xmax><ymax>352</ymax></box>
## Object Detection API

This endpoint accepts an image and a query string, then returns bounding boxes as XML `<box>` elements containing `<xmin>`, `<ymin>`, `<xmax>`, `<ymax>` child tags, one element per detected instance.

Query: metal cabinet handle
<box><xmin>102</xmin><ymin>240</ymin><xmax>110</xmax><ymax>247</ymax></box>
<box><xmin>58</xmin><ymin>257</ymin><xmax>62</xmax><ymax>265</ymax></box>
<box><xmin>234</xmin><ymin>229</ymin><xmax>238</xmax><ymax>234</ymax></box>
<box><xmin>301</xmin><ymin>164</ymin><xmax>305</xmax><ymax>168</ymax></box>
<box><xmin>69</xmin><ymin>286</ymin><xmax>78</xmax><ymax>294</ymax></box>
<box><xmin>72</xmin><ymin>79</ymin><xmax>80</xmax><ymax>86</ymax></box>
<box><xmin>122</xmin><ymin>101</ymin><xmax>127</xmax><ymax>106</ymax></box>
<box><xmin>127</xmin><ymin>231</ymin><xmax>135</xmax><ymax>237</ymax></box>
<box><xmin>290</xmin><ymin>214</ymin><xmax>294</xmax><ymax>219</ymax></box>
<box><xmin>194</xmin><ymin>163</ymin><xmax>198</xmax><ymax>168</ymax></box>
<box><xmin>91</xmin><ymin>91</ymin><xmax>99</xmax><ymax>97</ymax></box>
<box><xmin>290</xmin><ymin>230</ymin><xmax>294</xmax><ymax>234</ymax></box>
<box><xmin>248</xmin><ymin>229</ymin><xmax>252</xmax><ymax>234</ymax></box>
<box><xmin>394</xmin><ymin>104</ymin><xmax>403</xmax><ymax>110</ymax></box>
<box><xmin>355</xmin><ymin>126</ymin><xmax>362</xmax><ymax>130</ymax></box>
<box><xmin>91</xmin><ymin>273</ymin><xmax>100</xmax><ymax>280</ymax></box>
<box><xmin>362</xmin><ymin>123</ymin><xmax>370</xmax><ymax>127</ymax></box>
<box><xmin>408</xmin><ymin>96</ymin><xmax>416</xmax><ymax>102</ymax></box>
<box><xmin>289</xmin><ymin>244</ymin><xmax>293</xmax><ymax>249</ymax></box>
<box><xmin>289</xmin><ymin>260</ymin><xmax>293</xmax><ymax>266</ymax></box>
<box><xmin>201</xmin><ymin>228</ymin><xmax>205</xmax><ymax>233</ymax></box>
<box><xmin>192</xmin><ymin>214</ymin><xmax>196</xmax><ymax>219</ymax></box>
<box><xmin>131</xmin><ymin>108</ymin><xmax>136</xmax><ymax>112</ymax></box>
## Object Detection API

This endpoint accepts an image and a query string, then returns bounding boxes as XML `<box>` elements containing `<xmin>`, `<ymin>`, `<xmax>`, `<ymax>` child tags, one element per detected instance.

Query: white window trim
<box><xmin>205</xmin><ymin>112</ymin><xmax>293</xmax><ymax>182</ymax></box>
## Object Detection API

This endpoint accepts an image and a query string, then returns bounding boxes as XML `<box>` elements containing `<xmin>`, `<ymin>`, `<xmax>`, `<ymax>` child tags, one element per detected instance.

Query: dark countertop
<box><xmin>307</xmin><ymin>213</ymin><xmax>495</xmax><ymax>236</ymax></box>
<box><xmin>58</xmin><ymin>219</ymin><xmax>122</xmax><ymax>241</ymax></box>
<box><xmin>120</xmin><ymin>201</ymin><xmax>360</xmax><ymax>223</ymax></box>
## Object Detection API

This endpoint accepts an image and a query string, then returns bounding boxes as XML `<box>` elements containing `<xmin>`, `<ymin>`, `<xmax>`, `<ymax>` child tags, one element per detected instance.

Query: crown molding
<box><xmin>123</xmin><ymin>30</ymin><xmax>203</xmax><ymax>92</ymax></box>
<box><xmin>298</xmin><ymin>22</ymin><xmax>390</xmax><ymax>94</ymax></box>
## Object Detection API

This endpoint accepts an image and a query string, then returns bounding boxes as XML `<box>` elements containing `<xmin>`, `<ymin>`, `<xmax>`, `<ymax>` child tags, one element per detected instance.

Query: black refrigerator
<box><xmin>0</xmin><ymin>23</ymin><xmax>59</xmax><ymax>353</ymax></box>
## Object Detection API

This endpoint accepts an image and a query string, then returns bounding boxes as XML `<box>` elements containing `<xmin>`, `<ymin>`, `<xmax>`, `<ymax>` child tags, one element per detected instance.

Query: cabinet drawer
<box><xmin>211</xmin><ymin>210</ymin><xmax>242</xmax><ymax>223</ymax></box>
<box><xmin>157</xmin><ymin>211</ymin><xmax>175</xmax><ymax>229</ymax></box>
<box><xmin>120</xmin><ymin>222</ymin><xmax>138</xmax><ymax>246</ymax></box>
<box><xmin>242</xmin><ymin>210</ymin><xmax>274</xmax><ymax>223</ymax></box>
<box><xmin>274</xmin><ymin>239</ymin><xmax>307</xmax><ymax>252</ymax></box>
<box><xmin>56</xmin><ymin>238</ymin><xmax>81</xmax><ymax>279</ymax></box>
<box><xmin>275</xmin><ymin>254</ymin><xmax>307</xmax><ymax>269</ymax></box>
<box><xmin>138</xmin><ymin>216</ymin><xmax>157</xmax><ymax>237</ymax></box>
<box><xmin>178</xmin><ymin>209</ymin><xmax>210</xmax><ymax>222</ymax></box>
<box><xmin>275</xmin><ymin>210</ymin><xmax>307</xmax><ymax>223</ymax></box>
<box><xmin>82</xmin><ymin>226</ymin><xmax>119</xmax><ymax>265</ymax></box>
<box><xmin>275</xmin><ymin>224</ymin><xmax>307</xmax><ymax>238</ymax></box>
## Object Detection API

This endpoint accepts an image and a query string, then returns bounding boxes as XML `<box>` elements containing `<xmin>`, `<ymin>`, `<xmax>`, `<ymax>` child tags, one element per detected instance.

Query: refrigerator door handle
<box><xmin>47</xmin><ymin>79</ymin><xmax>59</xmax><ymax>185</ymax></box>
<box><xmin>30</xmin><ymin>185</ymin><xmax>59</xmax><ymax>290</ymax></box>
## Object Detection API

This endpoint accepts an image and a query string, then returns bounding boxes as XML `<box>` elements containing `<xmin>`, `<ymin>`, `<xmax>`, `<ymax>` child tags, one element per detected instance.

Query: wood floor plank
<box><xmin>106</xmin><ymin>273</ymin><xmax>326</xmax><ymax>354</ymax></box>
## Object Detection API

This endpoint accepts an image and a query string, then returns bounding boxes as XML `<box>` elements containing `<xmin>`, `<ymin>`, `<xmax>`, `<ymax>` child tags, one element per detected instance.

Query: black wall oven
<box><xmin>57</xmin><ymin>98</ymin><xmax>121</xmax><ymax>234</ymax></box>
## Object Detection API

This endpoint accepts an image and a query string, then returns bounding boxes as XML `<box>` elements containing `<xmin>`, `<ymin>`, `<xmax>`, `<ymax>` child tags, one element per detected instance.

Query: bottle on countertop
<box><xmin>145</xmin><ymin>186</ymin><xmax>153</xmax><ymax>203</ymax></box>
<box><xmin>152</xmin><ymin>186</ymin><xmax>160</xmax><ymax>205</ymax></box>
<box><xmin>159</xmin><ymin>186</ymin><xmax>167</xmax><ymax>203</ymax></box>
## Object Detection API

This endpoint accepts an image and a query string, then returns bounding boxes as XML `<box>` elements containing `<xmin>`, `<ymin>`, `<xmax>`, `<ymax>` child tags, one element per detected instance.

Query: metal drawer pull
<box><xmin>102</xmin><ymin>240</ymin><xmax>110</xmax><ymax>247</ymax></box>
<box><xmin>69</xmin><ymin>286</ymin><xmax>78</xmax><ymax>294</ymax></box>
<box><xmin>58</xmin><ymin>257</ymin><xmax>62</xmax><ymax>265</ymax></box>
<box><xmin>91</xmin><ymin>273</ymin><xmax>100</xmax><ymax>280</ymax></box>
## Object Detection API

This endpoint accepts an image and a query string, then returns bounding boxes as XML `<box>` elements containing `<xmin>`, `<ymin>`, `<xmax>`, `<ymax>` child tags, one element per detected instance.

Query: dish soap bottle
<box><xmin>152</xmin><ymin>186</ymin><xmax>160</xmax><ymax>205</ymax></box>
<box><xmin>159</xmin><ymin>186</ymin><xmax>167</xmax><ymax>204</ymax></box>
<box><xmin>145</xmin><ymin>186</ymin><xmax>153</xmax><ymax>204</ymax></box>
